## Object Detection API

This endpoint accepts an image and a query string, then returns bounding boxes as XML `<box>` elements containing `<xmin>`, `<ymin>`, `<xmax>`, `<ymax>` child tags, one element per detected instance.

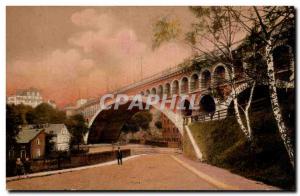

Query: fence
<box><xmin>128</xmin><ymin>139</ymin><xmax>181</xmax><ymax>148</ymax></box>
<box><xmin>24</xmin><ymin>149</ymin><xmax>130</xmax><ymax>174</ymax></box>
<box><xmin>183</xmin><ymin>98</ymin><xmax>268</xmax><ymax>124</ymax></box>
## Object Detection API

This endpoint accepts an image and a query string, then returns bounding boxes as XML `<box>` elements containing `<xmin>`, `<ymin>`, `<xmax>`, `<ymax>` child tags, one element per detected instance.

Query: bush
<box><xmin>154</xmin><ymin>121</ymin><xmax>162</xmax><ymax>129</ymax></box>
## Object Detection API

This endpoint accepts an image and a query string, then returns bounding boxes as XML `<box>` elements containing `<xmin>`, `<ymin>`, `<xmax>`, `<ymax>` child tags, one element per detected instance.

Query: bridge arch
<box><xmin>157</xmin><ymin>85</ymin><xmax>163</xmax><ymax>98</ymax></box>
<box><xmin>164</xmin><ymin>83</ymin><xmax>171</xmax><ymax>97</ymax></box>
<box><xmin>200</xmin><ymin>69</ymin><xmax>211</xmax><ymax>90</ymax></box>
<box><xmin>212</xmin><ymin>64</ymin><xmax>228</xmax><ymax>86</ymax></box>
<box><xmin>151</xmin><ymin>87</ymin><xmax>157</xmax><ymax>95</ymax></box>
<box><xmin>180</xmin><ymin>99</ymin><xmax>192</xmax><ymax>116</ymax></box>
<box><xmin>145</xmin><ymin>89</ymin><xmax>150</xmax><ymax>96</ymax></box>
<box><xmin>171</xmin><ymin>80</ymin><xmax>179</xmax><ymax>95</ymax></box>
<box><xmin>190</xmin><ymin>72</ymin><xmax>200</xmax><ymax>92</ymax></box>
<box><xmin>199</xmin><ymin>94</ymin><xmax>216</xmax><ymax>114</ymax></box>
<box><xmin>180</xmin><ymin>76</ymin><xmax>189</xmax><ymax>94</ymax></box>
<box><xmin>87</xmin><ymin>97</ymin><xmax>184</xmax><ymax>144</ymax></box>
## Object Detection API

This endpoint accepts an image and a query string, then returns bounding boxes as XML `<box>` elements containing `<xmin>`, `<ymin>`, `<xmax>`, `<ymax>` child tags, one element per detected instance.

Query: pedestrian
<box><xmin>15</xmin><ymin>157</ymin><xmax>24</xmax><ymax>178</ymax></box>
<box><xmin>24</xmin><ymin>157</ymin><xmax>31</xmax><ymax>177</ymax></box>
<box><xmin>116</xmin><ymin>147</ymin><xmax>123</xmax><ymax>165</ymax></box>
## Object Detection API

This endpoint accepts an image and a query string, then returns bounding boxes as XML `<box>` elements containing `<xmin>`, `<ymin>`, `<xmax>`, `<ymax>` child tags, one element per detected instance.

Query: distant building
<box><xmin>44</xmin><ymin>124</ymin><xmax>71</xmax><ymax>151</ymax></box>
<box><xmin>76</xmin><ymin>99</ymin><xmax>87</xmax><ymax>108</ymax></box>
<box><xmin>63</xmin><ymin>105</ymin><xmax>78</xmax><ymax>117</ymax></box>
<box><xmin>9</xmin><ymin>127</ymin><xmax>46</xmax><ymax>160</ymax></box>
<box><xmin>7</xmin><ymin>87</ymin><xmax>43</xmax><ymax>108</ymax></box>
<box><xmin>64</xmin><ymin>99</ymin><xmax>90</xmax><ymax>117</ymax></box>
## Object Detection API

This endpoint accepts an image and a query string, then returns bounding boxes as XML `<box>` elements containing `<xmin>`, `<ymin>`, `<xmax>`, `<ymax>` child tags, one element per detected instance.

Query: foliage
<box><xmin>232</xmin><ymin>6</ymin><xmax>296</xmax><ymax>167</ymax></box>
<box><xmin>131</xmin><ymin>111</ymin><xmax>153</xmax><ymax>131</ymax></box>
<box><xmin>121</xmin><ymin>111</ymin><xmax>153</xmax><ymax>133</ymax></box>
<box><xmin>45</xmin><ymin>132</ymin><xmax>56</xmax><ymax>157</ymax></box>
<box><xmin>152</xmin><ymin>16</ymin><xmax>181</xmax><ymax>49</ymax></box>
<box><xmin>65</xmin><ymin>114</ymin><xmax>88</xmax><ymax>150</ymax></box>
<box><xmin>121</xmin><ymin>118</ymin><xmax>139</xmax><ymax>133</ymax></box>
<box><xmin>6</xmin><ymin>103</ymin><xmax>66</xmax><ymax>126</ymax></box>
<box><xmin>6</xmin><ymin>104</ymin><xmax>22</xmax><ymax>149</ymax></box>
<box><xmin>13</xmin><ymin>104</ymin><xmax>34</xmax><ymax>125</ymax></box>
<box><xmin>26</xmin><ymin>103</ymin><xmax>66</xmax><ymax>125</ymax></box>
<box><xmin>154</xmin><ymin>121</ymin><xmax>162</xmax><ymax>129</ymax></box>
<box><xmin>188</xmin><ymin>111</ymin><xmax>294</xmax><ymax>190</ymax></box>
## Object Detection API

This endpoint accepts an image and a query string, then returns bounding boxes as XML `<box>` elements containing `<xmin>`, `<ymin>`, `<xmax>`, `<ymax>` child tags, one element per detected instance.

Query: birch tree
<box><xmin>230</xmin><ymin>6</ymin><xmax>295</xmax><ymax>167</ymax></box>
<box><xmin>152</xmin><ymin>7</ymin><xmax>257</xmax><ymax>142</ymax></box>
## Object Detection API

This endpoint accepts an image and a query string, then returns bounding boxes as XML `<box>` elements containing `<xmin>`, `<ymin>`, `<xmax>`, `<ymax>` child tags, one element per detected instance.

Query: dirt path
<box><xmin>6</xmin><ymin>154</ymin><xmax>278</xmax><ymax>191</ymax></box>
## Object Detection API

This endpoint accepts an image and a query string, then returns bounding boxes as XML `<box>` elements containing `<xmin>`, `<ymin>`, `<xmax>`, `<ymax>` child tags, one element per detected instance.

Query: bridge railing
<box><xmin>183</xmin><ymin>98</ymin><xmax>268</xmax><ymax>125</ymax></box>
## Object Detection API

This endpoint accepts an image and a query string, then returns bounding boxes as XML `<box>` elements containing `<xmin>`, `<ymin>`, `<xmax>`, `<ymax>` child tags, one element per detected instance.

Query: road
<box><xmin>6</xmin><ymin>154</ymin><xmax>277</xmax><ymax>191</ymax></box>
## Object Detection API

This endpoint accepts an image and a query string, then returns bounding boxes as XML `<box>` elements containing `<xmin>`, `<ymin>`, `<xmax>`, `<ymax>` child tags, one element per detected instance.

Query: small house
<box><xmin>9</xmin><ymin>127</ymin><xmax>46</xmax><ymax>160</ymax></box>
<box><xmin>45</xmin><ymin>124</ymin><xmax>71</xmax><ymax>151</ymax></box>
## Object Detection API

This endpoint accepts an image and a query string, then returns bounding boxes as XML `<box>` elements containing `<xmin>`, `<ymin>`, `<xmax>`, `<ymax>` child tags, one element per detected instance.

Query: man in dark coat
<box><xmin>116</xmin><ymin>147</ymin><xmax>123</xmax><ymax>165</ymax></box>
<box><xmin>15</xmin><ymin>158</ymin><xmax>24</xmax><ymax>178</ymax></box>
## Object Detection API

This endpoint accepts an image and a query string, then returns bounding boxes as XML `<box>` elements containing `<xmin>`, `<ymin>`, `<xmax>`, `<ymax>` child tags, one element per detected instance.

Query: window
<box><xmin>36</xmin><ymin>138</ymin><xmax>40</xmax><ymax>145</ymax></box>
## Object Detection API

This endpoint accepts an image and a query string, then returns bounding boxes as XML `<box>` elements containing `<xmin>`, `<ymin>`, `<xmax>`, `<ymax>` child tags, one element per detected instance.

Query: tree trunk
<box><xmin>265</xmin><ymin>40</ymin><xmax>294</xmax><ymax>168</ymax></box>
<box><xmin>233</xmin><ymin>97</ymin><xmax>251</xmax><ymax>140</ymax></box>
<box><xmin>231</xmin><ymin>67</ymin><xmax>252</xmax><ymax>141</ymax></box>
<box><xmin>244</xmin><ymin>81</ymin><xmax>256</xmax><ymax>141</ymax></box>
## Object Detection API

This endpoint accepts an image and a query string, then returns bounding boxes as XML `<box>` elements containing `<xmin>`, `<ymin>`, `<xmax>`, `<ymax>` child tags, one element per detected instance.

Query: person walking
<box><xmin>116</xmin><ymin>147</ymin><xmax>123</xmax><ymax>165</ymax></box>
<box><xmin>15</xmin><ymin>158</ymin><xmax>24</xmax><ymax>178</ymax></box>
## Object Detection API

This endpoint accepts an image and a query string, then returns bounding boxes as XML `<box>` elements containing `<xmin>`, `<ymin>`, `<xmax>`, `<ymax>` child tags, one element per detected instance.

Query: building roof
<box><xmin>16</xmin><ymin>87</ymin><xmax>41</xmax><ymax>96</ymax></box>
<box><xmin>44</xmin><ymin>124</ymin><xmax>68</xmax><ymax>135</ymax></box>
<box><xmin>16</xmin><ymin>128</ymin><xmax>44</xmax><ymax>144</ymax></box>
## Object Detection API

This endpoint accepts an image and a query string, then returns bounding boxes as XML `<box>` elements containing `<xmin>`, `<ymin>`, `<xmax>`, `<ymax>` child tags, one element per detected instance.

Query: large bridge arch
<box><xmin>87</xmin><ymin>97</ymin><xmax>184</xmax><ymax>144</ymax></box>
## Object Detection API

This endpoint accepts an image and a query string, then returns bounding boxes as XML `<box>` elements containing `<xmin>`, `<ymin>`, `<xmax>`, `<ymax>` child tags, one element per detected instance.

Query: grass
<box><xmin>187</xmin><ymin>111</ymin><xmax>295</xmax><ymax>190</ymax></box>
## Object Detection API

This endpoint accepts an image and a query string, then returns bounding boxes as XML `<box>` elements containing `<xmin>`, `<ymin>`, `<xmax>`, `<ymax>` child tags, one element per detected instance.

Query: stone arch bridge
<box><xmin>75</xmin><ymin>43</ymin><xmax>294</xmax><ymax>145</ymax></box>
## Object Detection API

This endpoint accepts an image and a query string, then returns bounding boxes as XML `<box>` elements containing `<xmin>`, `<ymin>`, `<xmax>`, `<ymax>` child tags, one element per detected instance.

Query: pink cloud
<box><xmin>8</xmin><ymin>8</ymin><xmax>192</xmax><ymax>108</ymax></box>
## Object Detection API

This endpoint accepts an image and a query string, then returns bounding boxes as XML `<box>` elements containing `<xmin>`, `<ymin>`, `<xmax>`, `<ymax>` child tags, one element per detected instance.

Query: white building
<box><xmin>76</xmin><ymin>99</ymin><xmax>88</xmax><ymax>108</ymax></box>
<box><xmin>64</xmin><ymin>98</ymin><xmax>89</xmax><ymax>117</ymax></box>
<box><xmin>64</xmin><ymin>105</ymin><xmax>78</xmax><ymax>117</ymax></box>
<box><xmin>45</xmin><ymin>124</ymin><xmax>71</xmax><ymax>151</ymax></box>
<box><xmin>7</xmin><ymin>88</ymin><xmax>43</xmax><ymax>108</ymax></box>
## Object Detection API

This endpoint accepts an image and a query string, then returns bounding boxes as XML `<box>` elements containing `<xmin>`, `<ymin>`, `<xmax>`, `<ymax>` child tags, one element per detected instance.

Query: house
<box><xmin>9</xmin><ymin>127</ymin><xmax>46</xmax><ymax>160</ymax></box>
<box><xmin>45</xmin><ymin>124</ymin><xmax>71</xmax><ymax>151</ymax></box>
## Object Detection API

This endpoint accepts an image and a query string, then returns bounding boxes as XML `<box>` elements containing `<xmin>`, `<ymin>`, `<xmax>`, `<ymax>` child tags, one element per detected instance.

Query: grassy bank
<box><xmin>188</xmin><ymin>111</ymin><xmax>295</xmax><ymax>190</ymax></box>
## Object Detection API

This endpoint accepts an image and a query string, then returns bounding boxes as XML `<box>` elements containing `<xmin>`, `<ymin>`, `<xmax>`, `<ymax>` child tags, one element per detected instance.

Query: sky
<box><xmin>6</xmin><ymin>6</ymin><xmax>196</xmax><ymax>108</ymax></box>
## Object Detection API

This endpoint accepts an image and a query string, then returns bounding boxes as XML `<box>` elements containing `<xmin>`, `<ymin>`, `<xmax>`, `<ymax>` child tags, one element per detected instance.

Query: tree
<box><xmin>65</xmin><ymin>114</ymin><xmax>88</xmax><ymax>151</ymax></box>
<box><xmin>230</xmin><ymin>6</ymin><xmax>295</xmax><ymax>167</ymax></box>
<box><xmin>153</xmin><ymin>7</ymin><xmax>256</xmax><ymax>142</ymax></box>
<box><xmin>29</xmin><ymin>103</ymin><xmax>54</xmax><ymax>124</ymax></box>
<box><xmin>50</xmin><ymin>110</ymin><xmax>66</xmax><ymax>124</ymax></box>
<box><xmin>26</xmin><ymin>103</ymin><xmax>66</xmax><ymax>125</ymax></box>
<box><xmin>155</xmin><ymin>121</ymin><xmax>163</xmax><ymax>129</ymax></box>
<box><xmin>14</xmin><ymin>104</ymin><xmax>34</xmax><ymax>125</ymax></box>
<box><xmin>131</xmin><ymin>111</ymin><xmax>153</xmax><ymax>131</ymax></box>
<box><xmin>6</xmin><ymin>104</ymin><xmax>22</xmax><ymax>150</ymax></box>
<box><xmin>45</xmin><ymin>132</ymin><xmax>56</xmax><ymax>157</ymax></box>
<box><xmin>121</xmin><ymin>119</ymin><xmax>139</xmax><ymax>133</ymax></box>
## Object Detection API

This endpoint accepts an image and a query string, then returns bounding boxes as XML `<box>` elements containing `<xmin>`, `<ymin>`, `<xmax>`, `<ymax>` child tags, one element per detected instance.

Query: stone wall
<box><xmin>30</xmin><ymin>149</ymin><xmax>131</xmax><ymax>173</ymax></box>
